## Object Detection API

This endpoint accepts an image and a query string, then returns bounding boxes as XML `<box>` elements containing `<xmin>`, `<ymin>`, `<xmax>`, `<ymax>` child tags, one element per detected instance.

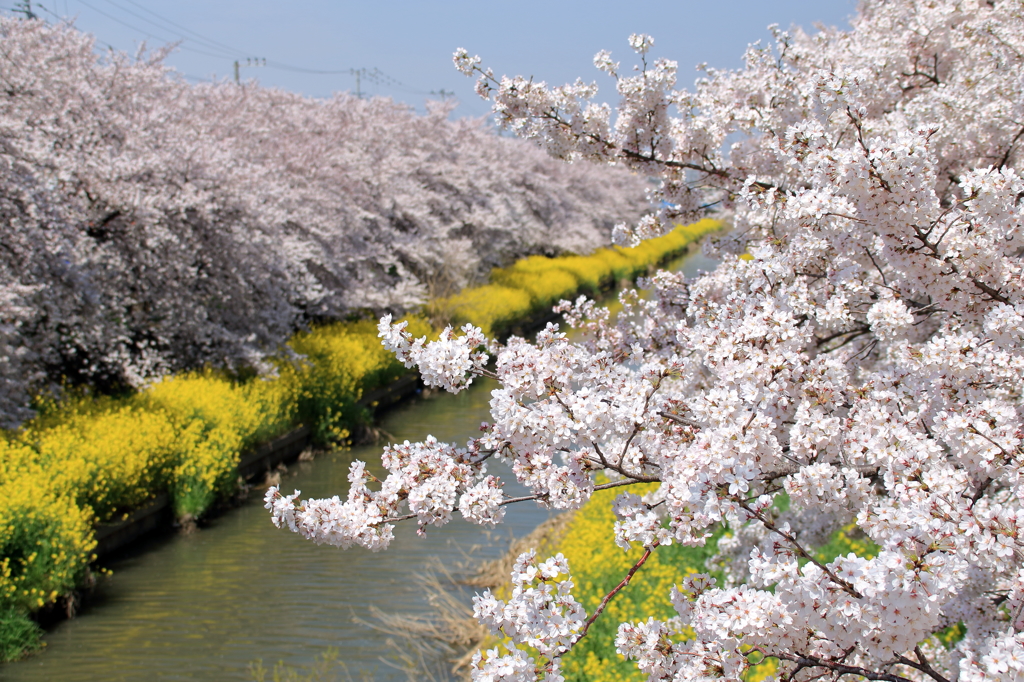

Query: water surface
<box><xmin>3</xmin><ymin>247</ymin><xmax>718</xmax><ymax>682</ymax></box>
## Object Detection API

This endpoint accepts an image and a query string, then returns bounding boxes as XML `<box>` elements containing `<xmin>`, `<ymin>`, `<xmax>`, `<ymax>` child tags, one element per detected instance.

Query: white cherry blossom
<box><xmin>0</xmin><ymin>17</ymin><xmax>648</xmax><ymax>427</ymax></box>
<box><xmin>272</xmin><ymin>2</ymin><xmax>1024</xmax><ymax>679</ymax></box>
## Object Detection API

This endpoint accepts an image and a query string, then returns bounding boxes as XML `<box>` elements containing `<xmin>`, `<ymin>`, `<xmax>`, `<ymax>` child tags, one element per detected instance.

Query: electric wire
<box><xmin>20</xmin><ymin>1</ymin><xmax>478</xmax><ymax>107</ymax></box>
<box><xmin>81</xmin><ymin>0</ymin><xmax>427</xmax><ymax>93</ymax></box>
<box><xmin>71</xmin><ymin>0</ymin><xmax>241</xmax><ymax>60</ymax></box>
<box><xmin>99</xmin><ymin>0</ymin><xmax>237</xmax><ymax>58</ymax></box>
<box><xmin>115</xmin><ymin>0</ymin><xmax>243</xmax><ymax>56</ymax></box>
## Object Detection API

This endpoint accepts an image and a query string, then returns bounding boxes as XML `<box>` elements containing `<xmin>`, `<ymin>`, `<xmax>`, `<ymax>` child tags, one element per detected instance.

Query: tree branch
<box><xmin>894</xmin><ymin>646</ymin><xmax>952</xmax><ymax>682</ymax></box>
<box><xmin>738</xmin><ymin>500</ymin><xmax>864</xmax><ymax>599</ymax></box>
<box><xmin>776</xmin><ymin>652</ymin><xmax>914</xmax><ymax>682</ymax></box>
<box><xmin>573</xmin><ymin>542</ymin><xmax>658</xmax><ymax>645</ymax></box>
<box><xmin>380</xmin><ymin>478</ymin><xmax>648</xmax><ymax>524</ymax></box>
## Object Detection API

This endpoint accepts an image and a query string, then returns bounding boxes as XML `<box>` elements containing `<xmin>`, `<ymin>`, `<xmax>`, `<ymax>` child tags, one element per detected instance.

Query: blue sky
<box><xmin>17</xmin><ymin>1</ymin><xmax>858</xmax><ymax>117</ymax></box>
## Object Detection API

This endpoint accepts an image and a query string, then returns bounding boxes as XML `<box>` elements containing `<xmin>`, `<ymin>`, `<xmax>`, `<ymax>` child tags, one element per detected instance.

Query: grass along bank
<box><xmin>0</xmin><ymin>219</ymin><xmax>722</xmax><ymax>662</ymax></box>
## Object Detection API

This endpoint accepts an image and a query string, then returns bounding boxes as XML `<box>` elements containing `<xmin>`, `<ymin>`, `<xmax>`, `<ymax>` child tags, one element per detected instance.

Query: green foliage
<box><xmin>551</xmin><ymin>484</ymin><xmax>720</xmax><ymax>682</ymax></box>
<box><xmin>815</xmin><ymin>521</ymin><xmax>881</xmax><ymax>563</ymax></box>
<box><xmin>0</xmin><ymin>476</ymin><xmax>94</xmax><ymax>615</ymax></box>
<box><xmin>0</xmin><ymin>606</ymin><xmax>43</xmax><ymax>663</ymax></box>
<box><xmin>0</xmin><ymin>463</ymin><xmax>92</xmax><ymax>662</ymax></box>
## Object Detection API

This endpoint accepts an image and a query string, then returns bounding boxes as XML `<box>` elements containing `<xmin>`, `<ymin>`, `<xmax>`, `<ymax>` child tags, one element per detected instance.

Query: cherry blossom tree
<box><xmin>268</xmin><ymin>1</ymin><xmax>1024</xmax><ymax>680</ymax></box>
<box><xmin>0</xmin><ymin>17</ymin><xmax>648</xmax><ymax>426</ymax></box>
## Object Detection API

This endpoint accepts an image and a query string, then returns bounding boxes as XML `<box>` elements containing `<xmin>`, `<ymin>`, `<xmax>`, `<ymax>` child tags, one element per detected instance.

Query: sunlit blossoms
<box><xmin>473</xmin><ymin>550</ymin><xmax>587</xmax><ymax>673</ymax></box>
<box><xmin>270</xmin><ymin>1</ymin><xmax>1024</xmax><ymax>680</ymax></box>
<box><xmin>0</xmin><ymin>18</ymin><xmax>648</xmax><ymax>428</ymax></box>
<box><xmin>378</xmin><ymin>315</ymin><xmax>489</xmax><ymax>393</ymax></box>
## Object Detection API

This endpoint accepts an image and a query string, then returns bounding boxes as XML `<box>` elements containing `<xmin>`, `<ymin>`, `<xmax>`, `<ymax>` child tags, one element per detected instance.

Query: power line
<box><xmin>30</xmin><ymin>1</ymin><xmax>60</xmax><ymax>21</ymax></box>
<box><xmin>116</xmin><ymin>0</ymin><xmax>250</xmax><ymax>58</ymax></box>
<box><xmin>85</xmin><ymin>0</ymin><xmax>390</xmax><ymax>84</ymax></box>
<box><xmin>48</xmin><ymin>1</ymin><xmax>467</xmax><ymax>104</ymax></box>
<box><xmin>99</xmin><ymin>0</ymin><xmax>235</xmax><ymax>58</ymax></box>
<box><xmin>31</xmin><ymin>1</ymin><xmax>113</xmax><ymax>55</ymax></box>
<box><xmin>71</xmin><ymin>0</ymin><xmax>237</xmax><ymax>60</ymax></box>
<box><xmin>76</xmin><ymin>0</ymin><xmax>427</xmax><ymax>94</ymax></box>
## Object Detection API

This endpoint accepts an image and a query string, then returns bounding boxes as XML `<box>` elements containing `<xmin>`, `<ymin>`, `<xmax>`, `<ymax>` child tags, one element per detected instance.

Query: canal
<box><xmin>3</xmin><ymin>248</ymin><xmax>718</xmax><ymax>681</ymax></box>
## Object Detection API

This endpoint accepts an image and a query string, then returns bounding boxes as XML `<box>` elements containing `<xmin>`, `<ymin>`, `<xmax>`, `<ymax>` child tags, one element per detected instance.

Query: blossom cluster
<box><xmin>0</xmin><ymin>17</ymin><xmax>649</xmax><ymax>427</ymax></box>
<box><xmin>378</xmin><ymin>315</ymin><xmax>489</xmax><ymax>393</ymax></box>
<box><xmin>271</xmin><ymin>1</ymin><xmax>1024</xmax><ymax>680</ymax></box>
<box><xmin>266</xmin><ymin>431</ymin><xmax>503</xmax><ymax>550</ymax></box>
<box><xmin>471</xmin><ymin>551</ymin><xmax>587</xmax><ymax>680</ymax></box>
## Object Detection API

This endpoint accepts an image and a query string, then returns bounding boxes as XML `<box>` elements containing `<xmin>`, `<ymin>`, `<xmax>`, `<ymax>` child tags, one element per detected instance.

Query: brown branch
<box><xmin>966</xmin><ymin>425</ymin><xmax>1013</xmax><ymax>462</ymax></box>
<box><xmin>380</xmin><ymin>478</ymin><xmax>648</xmax><ymax>524</ymax></box>
<box><xmin>618</xmin><ymin>147</ymin><xmax>734</xmax><ymax>179</ymax></box>
<box><xmin>864</xmin><ymin>247</ymin><xmax>890</xmax><ymax>287</ymax></box>
<box><xmin>969</xmin><ymin>276</ymin><xmax>1011</xmax><ymax>304</ymax></box>
<box><xmin>971</xmin><ymin>477</ymin><xmax>993</xmax><ymax>504</ymax></box>
<box><xmin>618</xmin><ymin>378</ymin><xmax>663</xmax><ymax>468</ymax></box>
<box><xmin>815</xmin><ymin>326</ymin><xmax>870</xmax><ymax>348</ymax></box>
<box><xmin>591</xmin><ymin>441</ymin><xmax>612</xmax><ymax>468</ymax></box>
<box><xmin>659</xmin><ymin>410</ymin><xmax>703</xmax><ymax>429</ymax></box>
<box><xmin>847</xmin><ymin>108</ymin><xmax>894</xmax><ymax>194</ymax></box>
<box><xmin>997</xmin><ymin>124</ymin><xmax>1024</xmax><ymax>170</ymax></box>
<box><xmin>574</xmin><ymin>542</ymin><xmax>658</xmax><ymax>644</ymax></box>
<box><xmin>822</xmin><ymin>328</ymin><xmax>873</xmax><ymax>354</ymax></box>
<box><xmin>738</xmin><ymin>500</ymin><xmax>864</xmax><ymax>599</ymax></box>
<box><xmin>909</xmin><ymin>224</ymin><xmax>1012</xmax><ymax>304</ymax></box>
<box><xmin>498</xmin><ymin>478</ymin><xmax>647</xmax><ymax>507</ymax></box>
<box><xmin>776</xmin><ymin>652</ymin><xmax>914</xmax><ymax>682</ymax></box>
<box><xmin>894</xmin><ymin>646</ymin><xmax>952</xmax><ymax>682</ymax></box>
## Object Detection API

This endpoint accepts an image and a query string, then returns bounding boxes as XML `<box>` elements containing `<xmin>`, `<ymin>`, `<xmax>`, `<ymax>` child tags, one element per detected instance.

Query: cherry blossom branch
<box><xmin>574</xmin><ymin>541</ymin><xmax>658</xmax><ymax>644</ymax></box>
<box><xmin>551</xmin><ymin>390</ymin><xmax>660</xmax><ymax>482</ymax></box>
<box><xmin>909</xmin><ymin>223</ymin><xmax>1013</xmax><ymax>304</ymax></box>
<box><xmin>776</xmin><ymin>652</ymin><xmax>915</xmax><ymax>682</ymax></box>
<box><xmin>966</xmin><ymin>425</ymin><xmax>1013</xmax><ymax>462</ymax></box>
<box><xmin>618</xmin><ymin>147</ymin><xmax>733</xmax><ymax>179</ymax></box>
<box><xmin>380</xmin><ymin>478</ymin><xmax>649</xmax><ymax>524</ymax></box>
<box><xmin>738</xmin><ymin>500</ymin><xmax>864</xmax><ymax>599</ymax></box>
<box><xmin>815</xmin><ymin>325</ymin><xmax>870</xmax><ymax>349</ymax></box>
<box><xmin>498</xmin><ymin>478</ymin><xmax>648</xmax><ymax>507</ymax></box>
<box><xmin>617</xmin><ymin>379</ymin><xmax>663</xmax><ymax>469</ymax></box>
<box><xmin>658</xmin><ymin>410</ymin><xmax>702</xmax><ymax>429</ymax></box>
<box><xmin>894</xmin><ymin>646</ymin><xmax>952</xmax><ymax>682</ymax></box>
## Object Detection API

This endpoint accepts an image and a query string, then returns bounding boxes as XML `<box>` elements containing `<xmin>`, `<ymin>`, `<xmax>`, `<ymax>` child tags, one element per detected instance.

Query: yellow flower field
<box><xmin>435</xmin><ymin>219</ymin><xmax>721</xmax><ymax>335</ymax></box>
<box><xmin>0</xmin><ymin>219</ymin><xmax>722</xmax><ymax>661</ymax></box>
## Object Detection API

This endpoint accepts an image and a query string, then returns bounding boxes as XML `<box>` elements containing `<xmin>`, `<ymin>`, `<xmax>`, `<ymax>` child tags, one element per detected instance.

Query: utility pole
<box><xmin>431</xmin><ymin>89</ymin><xmax>455</xmax><ymax>101</ymax></box>
<box><xmin>348</xmin><ymin>68</ymin><xmax>380</xmax><ymax>98</ymax></box>
<box><xmin>348</xmin><ymin>68</ymin><xmax>399</xmax><ymax>98</ymax></box>
<box><xmin>234</xmin><ymin>57</ymin><xmax>266</xmax><ymax>85</ymax></box>
<box><xmin>14</xmin><ymin>0</ymin><xmax>36</xmax><ymax>19</ymax></box>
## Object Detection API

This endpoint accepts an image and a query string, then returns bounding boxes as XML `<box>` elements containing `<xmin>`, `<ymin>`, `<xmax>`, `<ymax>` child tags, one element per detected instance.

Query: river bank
<box><xmin>84</xmin><ymin>222</ymin><xmax>721</xmax><ymax>562</ymax></box>
<box><xmin>3</xmin><ymin>376</ymin><xmax>556</xmax><ymax>681</ymax></box>
<box><xmin>0</xmin><ymin>222</ymin><xmax>724</xmax><ymax>663</ymax></box>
